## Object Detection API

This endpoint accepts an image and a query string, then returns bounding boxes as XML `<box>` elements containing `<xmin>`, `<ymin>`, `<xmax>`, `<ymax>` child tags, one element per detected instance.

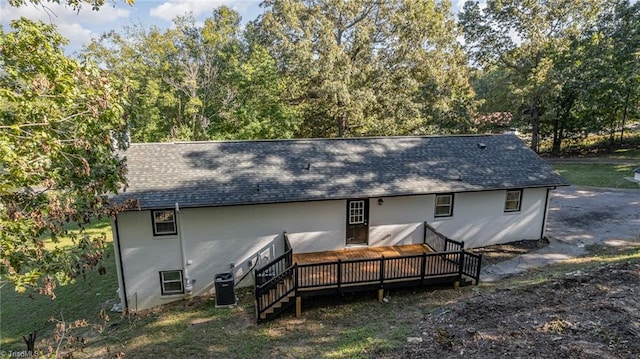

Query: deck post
<box><xmin>296</xmin><ymin>296</ymin><xmax>302</xmax><ymax>318</ymax></box>
<box><xmin>254</xmin><ymin>299</ymin><xmax>258</xmax><ymax>320</ymax></box>
<box><xmin>475</xmin><ymin>254</ymin><xmax>482</xmax><ymax>284</ymax></box>
<box><xmin>337</xmin><ymin>259</ymin><xmax>342</xmax><ymax>291</ymax></box>
<box><xmin>420</xmin><ymin>252</ymin><xmax>427</xmax><ymax>282</ymax></box>
<box><xmin>458</xmin><ymin>251</ymin><xmax>464</xmax><ymax>283</ymax></box>
<box><xmin>456</xmin><ymin>251</ymin><xmax>464</xmax><ymax>288</ymax></box>
<box><xmin>379</xmin><ymin>256</ymin><xmax>385</xmax><ymax>287</ymax></box>
<box><xmin>294</xmin><ymin>263</ymin><xmax>298</xmax><ymax>289</ymax></box>
<box><xmin>422</xmin><ymin>222</ymin><xmax>427</xmax><ymax>245</ymax></box>
<box><xmin>378</xmin><ymin>289</ymin><xmax>384</xmax><ymax>303</ymax></box>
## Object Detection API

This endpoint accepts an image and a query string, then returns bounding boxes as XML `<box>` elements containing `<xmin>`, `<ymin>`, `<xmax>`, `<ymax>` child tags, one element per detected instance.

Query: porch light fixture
<box><xmin>378</xmin><ymin>198</ymin><xmax>384</xmax><ymax>206</ymax></box>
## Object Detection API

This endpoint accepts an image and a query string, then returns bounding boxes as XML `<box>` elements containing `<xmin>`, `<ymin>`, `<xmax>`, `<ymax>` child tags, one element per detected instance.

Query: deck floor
<box><xmin>293</xmin><ymin>244</ymin><xmax>433</xmax><ymax>264</ymax></box>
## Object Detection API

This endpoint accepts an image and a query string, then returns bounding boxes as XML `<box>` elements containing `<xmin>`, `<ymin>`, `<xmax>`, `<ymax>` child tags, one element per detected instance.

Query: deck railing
<box><xmin>296</xmin><ymin>251</ymin><xmax>464</xmax><ymax>291</ymax></box>
<box><xmin>424</xmin><ymin>222</ymin><xmax>464</xmax><ymax>253</ymax></box>
<box><xmin>255</xmin><ymin>232</ymin><xmax>293</xmax><ymax>286</ymax></box>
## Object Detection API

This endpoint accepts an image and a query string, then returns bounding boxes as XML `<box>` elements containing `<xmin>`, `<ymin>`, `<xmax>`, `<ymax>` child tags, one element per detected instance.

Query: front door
<box><xmin>346</xmin><ymin>199</ymin><xmax>369</xmax><ymax>245</ymax></box>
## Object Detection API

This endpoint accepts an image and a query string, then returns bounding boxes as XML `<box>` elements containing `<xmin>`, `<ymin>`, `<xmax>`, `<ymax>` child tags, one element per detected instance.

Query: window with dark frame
<box><xmin>160</xmin><ymin>270</ymin><xmax>184</xmax><ymax>295</ymax></box>
<box><xmin>434</xmin><ymin>194</ymin><xmax>454</xmax><ymax>217</ymax></box>
<box><xmin>504</xmin><ymin>190</ymin><xmax>522</xmax><ymax>212</ymax></box>
<box><xmin>152</xmin><ymin>209</ymin><xmax>177</xmax><ymax>235</ymax></box>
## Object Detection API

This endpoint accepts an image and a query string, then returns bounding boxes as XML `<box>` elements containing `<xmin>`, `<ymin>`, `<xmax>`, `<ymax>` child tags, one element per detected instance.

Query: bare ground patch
<box><xmin>390</xmin><ymin>255</ymin><xmax>640</xmax><ymax>359</ymax></box>
<box><xmin>469</xmin><ymin>238</ymin><xmax>550</xmax><ymax>267</ymax></box>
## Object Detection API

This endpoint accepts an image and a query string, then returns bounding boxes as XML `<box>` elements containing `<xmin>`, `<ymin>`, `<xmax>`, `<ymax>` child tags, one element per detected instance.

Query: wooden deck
<box><xmin>293</xmin><ymin>244</ymin><xmax>433</xmax><ymax>264</ymax></box>
<box><xmin>292</xmin><ymin>244</ymin><xmax>459</xmax><ymax>295</ymax></box>
<box><xmin>255</xmin><ymin>235</ymin><xmax>482</xmax><ymax>323</ymax></box>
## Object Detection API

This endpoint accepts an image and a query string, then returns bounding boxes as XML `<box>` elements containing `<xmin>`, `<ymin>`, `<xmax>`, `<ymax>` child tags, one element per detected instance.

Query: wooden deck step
<box><xmin>260</xmin><ymin>279</ymin><xmax>294</xmax><ymax>302</ymax></box>
<box><xmin>259</xmin><ymin>292</ymin><xmax>296</xmax><ymax>320</ymax></box>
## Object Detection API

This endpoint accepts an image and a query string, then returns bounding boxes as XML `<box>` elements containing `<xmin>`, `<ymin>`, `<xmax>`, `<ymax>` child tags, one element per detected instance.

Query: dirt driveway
<box><xmin>480</xmin><ymin>185</ymin><xmax>640</xmax><ymax>281</ymax></box>
<box><xmin>547</xmin><ymin>186</ymin><xmax>640</xmax><ymax>247</ymax></box>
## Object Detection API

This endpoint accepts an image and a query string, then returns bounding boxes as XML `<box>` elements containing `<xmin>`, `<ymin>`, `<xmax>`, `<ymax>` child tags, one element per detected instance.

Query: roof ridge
<box><xmin>128</xmin><ymin>134</ymin><xmax>509</xmax><ymax>146</ymax></box>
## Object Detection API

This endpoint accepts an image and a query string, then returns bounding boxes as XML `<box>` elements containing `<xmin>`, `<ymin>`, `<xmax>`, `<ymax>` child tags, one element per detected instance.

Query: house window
<box><xmin>160</xmin><ymin>270</ymin><xmax>184</xmax><ymax>295</ymax></box>
<box><xmin>348</xmin><ymin>200</ymin><xmax>365</xmax><ymax>224</ymax></box>
<box><xmin>434</xmin><ymin>194</ymin><xmax>454</xmax><ymax>217</ymax></box>
<box><xmin>152</xmin><ymin>210</ymin><xmax>177</xmax><ymax>235</ymax></box>
<box><xmin>505</xmin><ymin>190</ymin><xmax>522</xmax><ymax>212</ymax></box>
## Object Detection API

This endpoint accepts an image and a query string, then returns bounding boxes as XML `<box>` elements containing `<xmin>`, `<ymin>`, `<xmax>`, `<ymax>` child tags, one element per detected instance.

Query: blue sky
<box><xmin>1</xmin><ymin>0</ymin><xmax>264</xmax><ymax>54</ymax></box>
<box><xmin>1</xmin><ymin>0</ymin><xmax>468</xmax><ymax>55</ymax></box>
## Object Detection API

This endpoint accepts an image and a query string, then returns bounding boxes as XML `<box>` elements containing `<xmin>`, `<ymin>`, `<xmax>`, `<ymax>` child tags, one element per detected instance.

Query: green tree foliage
<box><xmin>0</xmin><ymin>19</ymin><xmax>129</xmax><ymax>296</ymax></box>
<box><xmin>460</xmin><ymin>0</ymin><xmax>600</xmax><ymax>150</ymax></box>
<box><xmin>85</xmin><ymin>7</ymin><xmax>302</xmax><ymax>142</ymax></box>
<box><xmin>462</xmin><ymin>0</ymin><xmax>640</xmax><ymax>153</ymax></box>
<box><xmin>256</xmin><ymin>0</ymin><xmax>476</xmax><ymax>137</ymax></box>
<box><xmin>574</xmin><ymin>1</ymin><xmax>640</xmax><ymax>143</ymax></box>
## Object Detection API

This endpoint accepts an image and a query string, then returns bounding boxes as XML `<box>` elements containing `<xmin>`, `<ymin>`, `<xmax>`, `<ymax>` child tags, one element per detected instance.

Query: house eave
<box><xmin>115</xmin><ymin>183</ymin><xmax>567</xmax><ymax>212</ymax></box>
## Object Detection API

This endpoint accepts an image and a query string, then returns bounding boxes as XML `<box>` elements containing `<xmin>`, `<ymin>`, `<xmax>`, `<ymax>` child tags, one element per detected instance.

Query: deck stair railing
<box><xmin>460</xmin><ymin>251</ymin><xmax>482</xmax><ymax>284</ymax></box>
<box><xmin>424</xmin><ymin>222</ymin><xmax>463</xmax><ymax>253</ymax></box>
<box><xmin>423</xmin><ymin>222</ymin><xmax>482</xmax><ymax>284</ymax></box>
<box><xmin>254</xmin><ymin>232</ymin><xmax>296</xmax><ymax>322</ymax></box>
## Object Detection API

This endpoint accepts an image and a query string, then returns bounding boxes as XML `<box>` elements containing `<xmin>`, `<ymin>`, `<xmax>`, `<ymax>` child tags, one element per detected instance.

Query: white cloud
<box><xmin>56</xmin><ymin>22</ymin><xmax>96</xmax><ymax>47</ymax></box>
<box><xmin>1</xmin><ymin>2</ymin><xmax>130</xmax><ymax>25</ymax></box>
<box><xmin>149</xmin><ymin>0</ymin><xmax>259</xmax><ymax>22</ymax></box>
<box><xmin>1</xmin><ymin>2</ymin><xmax>130</xmax><ymax>53</ymax></box>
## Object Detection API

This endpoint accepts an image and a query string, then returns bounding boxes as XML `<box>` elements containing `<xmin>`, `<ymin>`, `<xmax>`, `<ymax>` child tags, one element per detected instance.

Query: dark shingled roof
<box><xmin>114</xmin><ymin>135</ymin><xmax>569</xmax><ymax>210</ymax></box>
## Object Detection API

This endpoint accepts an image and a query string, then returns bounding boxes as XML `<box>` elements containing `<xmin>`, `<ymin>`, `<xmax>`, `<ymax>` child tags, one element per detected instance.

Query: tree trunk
<box><xmin>338</xmin><ymin>113</ymin><xmax>348</xmax><ymax>138</ymax></box>
<box><xmin>530</xmin><ymin>106</ymin><xmax>540</xmax><ymax>153</ymax></box>
<box><xmin>620</xmin><ymin>86</ymin><xmax>630</xmax><ymax>143</ymax></box>
<box><xmin>552</xmin><ymin>114</ymin><xmax>561</xmax><ymax>156</ymax></box>
<box><xmin>23</xmin><ymin>331</ymin><xmax>37</xmax><ymax>353</ymax></box>
<box><xmin>554</xmin><ymin>95</ymin><xmax>574</xmax><ymax>156</ymax></box>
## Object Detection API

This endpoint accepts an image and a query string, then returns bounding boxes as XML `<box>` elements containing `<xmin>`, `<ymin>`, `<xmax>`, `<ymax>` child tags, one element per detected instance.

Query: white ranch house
<box><xmin>111</xmin><ymin>135</ymin><xmax>568</xmax><ymax>317</ymax></box>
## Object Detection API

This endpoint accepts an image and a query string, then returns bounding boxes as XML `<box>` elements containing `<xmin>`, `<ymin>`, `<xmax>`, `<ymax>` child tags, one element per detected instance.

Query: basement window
<box><xmin>152</xmin><ymin>209</ymin><xmax>177</xmax><ymax>236</ymax></box>
<box><xmin>434</xmin><ymin>194</ymin><xmax>454</xmax><ymax>217</ymax></box>
<box><xmin>160</xmin><ymin>270</ymin><xmax>184</xmax><ymax>295</ymax></box>
<box><xmin>504</xmin><ymin>190</ymin><xmax>522</xmax><ymax>212</ymax></box>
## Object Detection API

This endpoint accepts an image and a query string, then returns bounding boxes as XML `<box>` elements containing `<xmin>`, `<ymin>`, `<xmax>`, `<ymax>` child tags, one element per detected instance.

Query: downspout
<box><xmin>113</xmin><ymin>216</ymin><xmax>129</xmax><ymax>311</ymax></box>
<box><xmin>175</xmin><ymin>202</ymin><xmax>194</xmax><ymax>295</ymax></box>
<box><xmin>540</xmin><ymin>188</ymin><xmax>553</xmax><ymax>239</ymax></box>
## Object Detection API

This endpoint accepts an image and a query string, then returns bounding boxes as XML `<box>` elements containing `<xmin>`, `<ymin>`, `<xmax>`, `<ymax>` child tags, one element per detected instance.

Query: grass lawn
<box><xmin>2</xmin><ymin>221</ymin><xmax>639</xmax><ymax>358</ymax></box>
<box><xmin>0</xmin><ymin>220</ymin><xmax>118</xmax><ymax>352</ymax></box>
<box><xmin>606</xmin><ymin>147</ymin><xmax>640</xmax><ymax>159</ymax></box>
<box><xmin>553</xmin><ymin>163</ymin><xmax>640</xmax><ymax>188</ymax></box>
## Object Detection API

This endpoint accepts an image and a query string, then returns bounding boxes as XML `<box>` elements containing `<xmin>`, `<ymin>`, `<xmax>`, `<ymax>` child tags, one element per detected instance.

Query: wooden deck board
<box><xmin>293</xmin><ymin>244</ymin><xmax>433</xmax><ymax>264</ymax></box>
